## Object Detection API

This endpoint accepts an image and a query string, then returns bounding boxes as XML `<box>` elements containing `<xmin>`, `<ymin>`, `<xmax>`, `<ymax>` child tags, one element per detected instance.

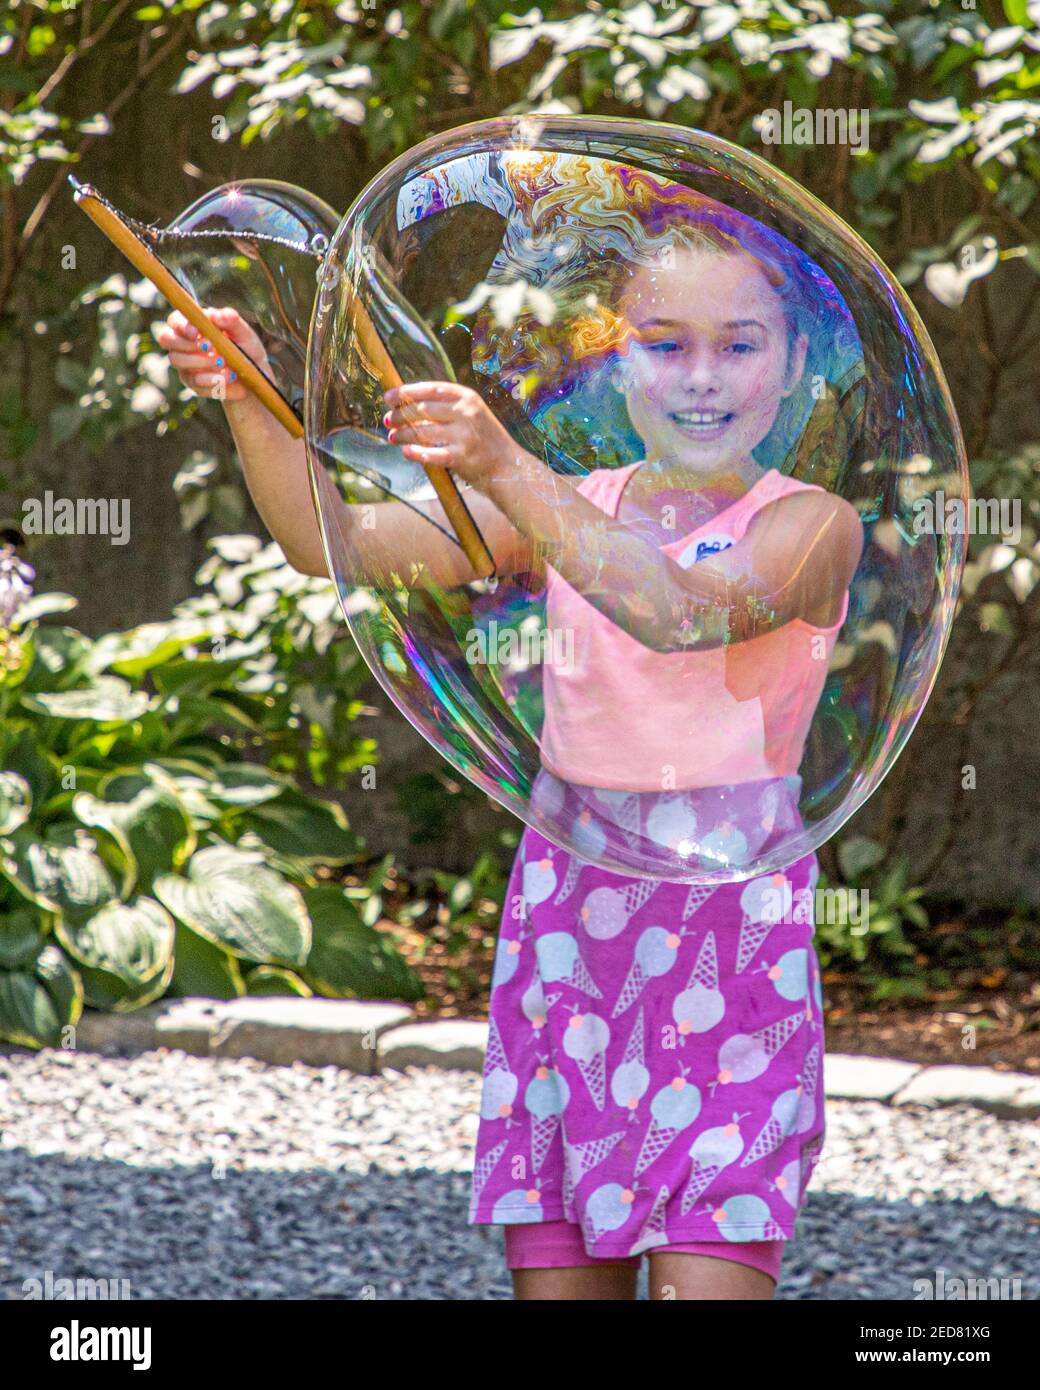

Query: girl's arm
<box><xmin>485</xmin><ymin>451</ymin><xmax>861</xmax><ymax>650</ymax></box>
<box><xmin>386</xmin><ymin>381</ymin><xmax>863</xmax><ymax>652</ymax></box>
<box><xmin>156</xmin><ymin>308</ymin><xmax>532</xmax><ymax>587</ymax></box>
<box><xmin>223</xmin><ymin>390</ymin><xmax>530</xmax><ymax>588</ymax></box>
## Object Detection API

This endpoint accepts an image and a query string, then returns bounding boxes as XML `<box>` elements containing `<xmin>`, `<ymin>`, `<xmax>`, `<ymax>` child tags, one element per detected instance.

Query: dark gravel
<box><xmin>1</xmin><ymin>1047</ymin><xmax>1037</xmax><ymax>1300</ymax></box>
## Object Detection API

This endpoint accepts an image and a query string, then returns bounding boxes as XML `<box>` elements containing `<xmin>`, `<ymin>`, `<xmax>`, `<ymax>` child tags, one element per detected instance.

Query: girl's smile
<box><xmin>667</xmin><ymin>406</ymin><xmax>737</xmax><ymax>442</ymax></box>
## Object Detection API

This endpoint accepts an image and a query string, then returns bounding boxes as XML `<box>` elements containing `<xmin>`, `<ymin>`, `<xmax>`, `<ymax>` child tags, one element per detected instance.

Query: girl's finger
<box><xmin>189</xmin><ymin>371</ymin><xmax>223</xmax><ymax>391</ymax></box>
<box><xmin>384</xmin><ymin>401</ymin><xmax>455</xmax><ymax>430</ymax></box>
<box><xmin>388</xmin><ymin>422</ymin><xmax>449</xmax><ymax>447</ymax></box>
<box><xmin>169</xmin><ymin>310</ymin><xmax>198</xmax><ymax>340</ymax></box>
<box><xmin>188</xmin><ymin>369</ymin><xmax>238</xmax><ymax>394</ymax></box>
<box><xmin>169</xmin><ymin>349</ymin><xmax>218</xmax><ymax>370</ymax></box>
<box><xmin>155</xmin><ymin>325</ymin><xmax>197</xmax><ymax>353</ymax></box>
<box><xmin>208</xmin><ymin>305</ymin><xmax>259</xmax><ymax>345</ymax></box>
<box><xmin>399</xmin><ymin>442</ymin><xmax>455</xmax><ymax>465</ymax></box>
<box><xmin>384</xmin><ymin>381</ymin><xmax>460</xmax><ymax>407</ymax></box>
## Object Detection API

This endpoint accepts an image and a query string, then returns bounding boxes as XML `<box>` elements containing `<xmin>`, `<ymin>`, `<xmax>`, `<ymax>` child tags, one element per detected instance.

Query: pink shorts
<box><xmin>504</xmin><ymin>1218</ymin><xmax>783</xmax><ymax>1283</ymax></box>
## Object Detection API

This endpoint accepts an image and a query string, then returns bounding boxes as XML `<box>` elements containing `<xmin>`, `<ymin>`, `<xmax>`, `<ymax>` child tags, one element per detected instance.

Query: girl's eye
<box><xmin>725</xmin><ymin>340</ymin><xmax>759</xmax><ymax>355</ymax></box>
<box><xmin>644</xmin><ymin>339</ymin><xmax>681</xmax><ymax>354</ymax></box>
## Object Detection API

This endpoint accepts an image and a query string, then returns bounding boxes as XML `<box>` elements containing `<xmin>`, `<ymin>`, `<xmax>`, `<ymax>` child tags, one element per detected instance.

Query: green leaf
<box><xmin>76</xmin><ymin>766</ymin><xmax>195</xmax><ymax>887</ymax></box>
<box><xmin>0</xmin><ymin>968</ymin><xmax>62</xmax><ymax>1048</ymax></box>
<box><xmin>0</xmin><ymin>941</ymin><xmax>81</xmax><ymax>1047</ymax></box>
<box><xmin>192</xmin><ymin>763</ymin><xmax>288</xmax><ymax>808</ymax></box>
<box><xmin>87</xmin><ymin>620</ymin><xmax>213</xmax><ymax>680</ymax></box>
<box><xmin>235</xmin><ymin>787</ymin><xmax>358</xmax><ymax>863</ymax></box>
<box><xmin>76</xmin><ymin>952</ymin><xmax>174</xmax><ymax>1013</ymax></box>
<box><xmin>174</xmin><ymin>693</ymin><xmax>266</xmax><ymax>733</ymax></box>
<box><xmin>149</xmin><ymin>657</ymin><xmax>244</xmax><ymax>700</ymax></box>
<box><xmin>0</xmin><ymin>906</ymin><xmax>46</xmax><ymax>969</ymax></box>
<box><xmin>0</xmin><ymin>729</ymin><xmax>57</xmax><ymax>809</ymax></box>
<box><xmin>932</xmin><ymin>43</ymin><xmax>976</xmax><ymax>83</ymax></box>
<box><xmin>301</xmin><ymin>885</ymin><xmax>423</xmax><ymax>1001</ymax></box>
<box><xmin>36</xmin><ymin>943</ymin><xmax>83</xmax><ymax>1028</ymax></box>
<box><xmin>166</xmin><ymin>921</ymin><xmax>245</xmax><ymax>1000</ymax></box>
<box><xmin>24</xmin><ymin>625</ymin><xmax>94</xmax><ymax>691</ymax></box>
<box><xmin>153</xmin><ymin>844</ymin><xmax>310</xmax><ymax>966</ymax></box>
<box><xmin>837</xmin><ymin>835</ymin><xmax>887</xmax><ymax>882</ymax></box>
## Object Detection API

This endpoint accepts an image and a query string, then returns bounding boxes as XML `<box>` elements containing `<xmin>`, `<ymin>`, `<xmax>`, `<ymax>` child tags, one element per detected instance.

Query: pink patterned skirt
<box><xmin>468</xmin><ymin>774</ymin><xmax>827</xmax><ymax>1272</ymax></box>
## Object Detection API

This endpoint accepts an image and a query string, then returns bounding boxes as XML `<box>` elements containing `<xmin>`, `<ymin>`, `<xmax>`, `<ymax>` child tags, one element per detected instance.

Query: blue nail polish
<box><xmin>201</xmin><ymin>340</ymin><xmax>210</xmax><ymax>352</ymax></box>
<box><xmin>229</xmin><ymin>371</ymin><xmax>237</xmax><ymax>382</ymax></box>
<box><xmin>216</xmin><ymin>357</ymin><xmax>223</xmax><ymax>367</ymax></box>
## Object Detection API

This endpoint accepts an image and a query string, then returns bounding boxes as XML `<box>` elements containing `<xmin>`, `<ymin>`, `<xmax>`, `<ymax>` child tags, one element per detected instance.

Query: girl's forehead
<box><xmin>621</xmin><ymin>248</ymin><xmax>785</xmax><ymax>322</ymax></box>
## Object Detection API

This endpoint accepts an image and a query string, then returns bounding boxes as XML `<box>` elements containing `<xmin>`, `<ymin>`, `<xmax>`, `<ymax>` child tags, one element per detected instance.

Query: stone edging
<box><xmin>66</xmin><ymin>997</ymin><xmax>1040</xmax><ymax>1120</ymax></box>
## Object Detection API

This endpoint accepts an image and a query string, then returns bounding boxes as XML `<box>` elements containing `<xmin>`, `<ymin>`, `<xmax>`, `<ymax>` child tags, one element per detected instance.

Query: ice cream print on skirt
<box><xmin>468</xmin><ymin>828</ymin><xmax>826</xmax><ymax>1257</ymax></box>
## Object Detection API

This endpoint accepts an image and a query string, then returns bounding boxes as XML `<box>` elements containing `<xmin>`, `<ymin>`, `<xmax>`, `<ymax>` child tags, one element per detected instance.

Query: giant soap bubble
<box><xmin>162</xmin><ymin>179</ymin><xmax>342</xmax><ymax>416</ymax></box>
<box><xmin>305</xmin><ymin>116</ymin><xmax>968</xmax><ymax>884</ymax></box>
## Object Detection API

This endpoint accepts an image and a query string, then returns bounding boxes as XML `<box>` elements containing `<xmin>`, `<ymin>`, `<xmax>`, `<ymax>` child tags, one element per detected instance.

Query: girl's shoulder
<box><xmin>750</xmin><ymin>469</ymin><xmax>842</xmax><ymax>518</ymax></box>
<box><xmin>574</xmin><ymin>461</ymin><xmax>644</xmax><ymax>509</ymax></box>
<box><xmin>760</xmin><ymin>469</ymin><xmax>836</xmax><ymax>499</ymax></box>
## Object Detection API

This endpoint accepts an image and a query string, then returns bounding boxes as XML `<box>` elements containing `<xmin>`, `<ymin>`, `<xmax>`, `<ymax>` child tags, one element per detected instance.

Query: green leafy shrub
<box><xmin>813</xmin><ymin>834</ymin><xmax>932</xmax><ymax>1002</ymax></box>
<box><xmin>171</xmin><ymin>531</ymin><xmax>378</xmax><ymax>789</ymax></box>
<box><xmin>0</xmin><ymin>570</ymin><xmax>423</xmax><ymax>1050</ymax></box>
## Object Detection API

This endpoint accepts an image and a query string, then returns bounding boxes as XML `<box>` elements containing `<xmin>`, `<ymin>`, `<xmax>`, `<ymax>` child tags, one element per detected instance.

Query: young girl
<box><xmin>158</xmin><ymin>182</ymin><xmax>863</xmax><ymax>1302</ymax></box>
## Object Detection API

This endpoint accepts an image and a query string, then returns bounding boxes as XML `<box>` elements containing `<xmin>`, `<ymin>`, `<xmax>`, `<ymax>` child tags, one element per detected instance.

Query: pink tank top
<box><xmin>538</xmin><ymin>464</ymin><xmax>850</xmax><ymax>792</ymax></box>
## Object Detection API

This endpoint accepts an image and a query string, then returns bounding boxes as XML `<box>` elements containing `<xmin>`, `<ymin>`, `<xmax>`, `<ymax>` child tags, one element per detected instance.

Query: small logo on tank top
<box><xmin>677</xmin><ymin>532</ymin><xmax>735</xmax><ymax>567</ymax></box>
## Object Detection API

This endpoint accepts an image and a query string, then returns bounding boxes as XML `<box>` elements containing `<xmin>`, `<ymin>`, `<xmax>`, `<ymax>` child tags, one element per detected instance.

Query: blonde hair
<box><xmin>471</xmin><ymin>163</ymin><xmax>805</xmax><ymax>393</ymax></box>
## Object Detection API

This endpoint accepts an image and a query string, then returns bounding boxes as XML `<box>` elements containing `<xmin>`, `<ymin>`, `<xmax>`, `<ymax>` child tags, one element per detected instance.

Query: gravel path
<box><xmin>1</xmin><ymin>1047</ymin><xmax>1038</xmax><ymax>1300</ymax></box>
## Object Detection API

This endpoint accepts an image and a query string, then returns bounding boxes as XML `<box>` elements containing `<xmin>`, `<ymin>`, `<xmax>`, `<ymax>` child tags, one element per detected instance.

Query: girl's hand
<box><xmin>383</xmin><ymin>382</ymin><xmax>523</xmax><ymax>490</ymax></box>
<box><xmin>154</xmin><ymin>305</ymin><xmax>271</xmax><ymax>403</ymax></box>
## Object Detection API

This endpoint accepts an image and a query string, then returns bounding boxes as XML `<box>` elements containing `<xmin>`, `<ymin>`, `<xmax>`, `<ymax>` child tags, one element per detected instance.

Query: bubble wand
<box><xmin>67</xmin><ymin>175</ymin><xmax>496</xmax><ymax>579</ymax></box>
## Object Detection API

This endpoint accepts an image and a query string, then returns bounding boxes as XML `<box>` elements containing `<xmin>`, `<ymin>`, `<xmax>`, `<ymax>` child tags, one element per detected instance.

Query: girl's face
<box><xmin>612</xmin><ymin>246</ymin><xmax>808</xmax><ymax>474</ymax></box>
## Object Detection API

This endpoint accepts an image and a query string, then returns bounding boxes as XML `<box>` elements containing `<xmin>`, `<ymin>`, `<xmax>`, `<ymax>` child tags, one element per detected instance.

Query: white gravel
<box><xmin>1</xmin><ymin>1047</ymin><xmax>1037</xmax><ymax>1300</ymax></box>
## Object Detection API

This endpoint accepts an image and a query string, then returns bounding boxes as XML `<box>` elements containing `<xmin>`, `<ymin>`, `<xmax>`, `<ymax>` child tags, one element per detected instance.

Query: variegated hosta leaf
<box><xmin>57</xmin><ymin>896</ymin><xmax>175</xmax><ymax>984</ymax></box>
<box><xmin>8</xmin><ymin>592</ymin><xmax>78</xmax><ymax>629</ymax></box>
<box><xmin>0</xmin><ymin>771</ymin><xmax>31</xmax><ymax>834</ymax></box>
<box><xmin>244</xmin><ymin>965</ymin><xmax>312</xmax><ymax>997</ymax></box>
<box><xmin>186</xmin><ymin>763</ymin><xmax>289</xmax><ymax>807</ymax></box>
<box><xmin>24</xmin><ymin>625</ymin><xmax>94</xmax><ymax>692</ymax></box>
<box><xmin>168</xmin><ymin>921</ymin><xmax>245</xmax><ymax>1001</ymax></box>
<box><xmin>76</xmin><ymin>951</ymin><xmax>175</xmax><ymax>1014</ymax></box>
<box><xmin>140</xmin><ymin>759</ymin><xmax>226</xmax><ymax>823</ymax></box>
<box><xmin>75</xmin><ymin>766</ymin><xmax>195</xmax><ymax>889</ymax></box>
<box><xmin>1</xmin><ymin>828</ymin><xmax>118</xmax><ymax>917</ymax></box>
<box><xmin>85</xmin><ymin>619</ymin><xmax>214</xmax><ymax>680</ymax></box>
<box><xmin>22</xmin><ymin>676</ymin><xmax>152</xmax><ymax>723</ymax></box>
<box><xmin>34</xmin><ymin>942</ymin><xmax>83</xmax><ymax>1030</ymax></box>
<box><xmin>0</xmin><ymin>970</ymin><xmax>63</xmax><ymax>1049</ymax></box>
<box><xmin>153</xmin><ymin>844</ymin><xmax>310</xmax><ymax>966</ymax></box>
